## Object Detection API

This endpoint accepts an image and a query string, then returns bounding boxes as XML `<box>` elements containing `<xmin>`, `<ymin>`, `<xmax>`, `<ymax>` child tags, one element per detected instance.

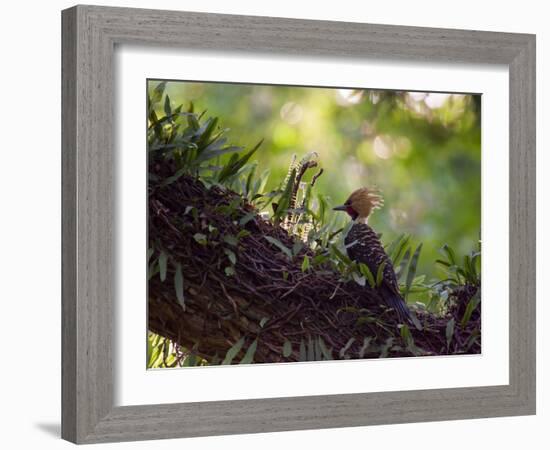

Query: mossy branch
<box><xmin>148</xmin><ymin>171</ymin><xmax>480</xmax><ymax>364</ymax></box>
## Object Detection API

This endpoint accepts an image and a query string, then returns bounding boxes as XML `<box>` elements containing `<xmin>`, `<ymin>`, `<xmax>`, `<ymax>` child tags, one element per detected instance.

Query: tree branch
<box><xmin>148</xmin><ymin>173</ymin><xmax>480</xmax><ymax>363</ymax></box>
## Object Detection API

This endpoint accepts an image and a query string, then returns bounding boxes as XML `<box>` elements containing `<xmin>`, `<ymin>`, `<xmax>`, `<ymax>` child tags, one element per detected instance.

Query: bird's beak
<box><xmin>333</xmin><ymin>205</ymin><xmax>347</xmax><ymax>211</ymax></box>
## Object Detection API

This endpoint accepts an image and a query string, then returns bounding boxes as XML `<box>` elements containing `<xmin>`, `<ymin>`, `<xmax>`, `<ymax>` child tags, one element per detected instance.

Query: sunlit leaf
<box><xmin>301</xmin><ymin>255</ymin><xmax>310</xmax><ymax>272</ymax></box>
<box><xmin>218</xmin><ymin>139</ymin><xmax>263</xmax><ymax>183</ymax></box>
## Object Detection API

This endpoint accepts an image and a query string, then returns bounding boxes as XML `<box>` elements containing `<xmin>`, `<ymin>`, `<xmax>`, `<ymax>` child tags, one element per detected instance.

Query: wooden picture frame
<box><xmin>61</xmin><ymin>5</ymin><xmax>536</xmax><ymax>444</ymax></box>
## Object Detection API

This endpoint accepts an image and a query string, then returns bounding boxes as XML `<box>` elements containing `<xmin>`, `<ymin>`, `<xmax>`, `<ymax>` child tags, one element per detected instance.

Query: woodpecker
<box><xmin>333</xmin><ymin>188</ymin><xmax>412</xmax><ymax>323</ymax></box>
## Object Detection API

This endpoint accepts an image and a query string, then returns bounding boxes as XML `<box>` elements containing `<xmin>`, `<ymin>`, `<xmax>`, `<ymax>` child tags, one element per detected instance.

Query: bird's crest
<box><xmin>347</xmin><ymin>187</ymin><xmax>384</xmax><ymax>216</ymax></box>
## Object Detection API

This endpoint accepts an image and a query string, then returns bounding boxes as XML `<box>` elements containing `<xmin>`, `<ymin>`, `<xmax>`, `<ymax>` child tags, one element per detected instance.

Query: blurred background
<box><xmin>153</xmin><ymin>80</ymin><xmax>481</xmax><ymax>280</ymax></box>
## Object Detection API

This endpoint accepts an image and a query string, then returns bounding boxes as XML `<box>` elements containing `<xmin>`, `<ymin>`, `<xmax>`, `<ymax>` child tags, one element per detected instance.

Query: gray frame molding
<box><xmin>62</xmin><ymin>5</ymin><xmax>536</xmax><ymax>444</ymax></box>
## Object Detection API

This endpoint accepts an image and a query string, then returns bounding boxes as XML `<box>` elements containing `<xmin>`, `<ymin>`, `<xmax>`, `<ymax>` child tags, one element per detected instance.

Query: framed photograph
<box><xmin>62</xmin><ymin>5</ymin><xmax>536</xmax><ymax>444</ymax></box>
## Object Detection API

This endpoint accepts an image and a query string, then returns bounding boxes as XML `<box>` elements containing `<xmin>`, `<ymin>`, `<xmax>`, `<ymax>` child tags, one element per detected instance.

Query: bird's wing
<box><xmin>345</xmin><ymin>223</ymin><xmax>400</xmax><ymax>293</ymax></box>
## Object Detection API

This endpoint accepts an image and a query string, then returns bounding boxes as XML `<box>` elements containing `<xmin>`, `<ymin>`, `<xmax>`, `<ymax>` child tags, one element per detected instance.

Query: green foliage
<box><xmin>404</xmin><ymin>243</ymin><xmax>423</xmax><ymax>299</ymax></box>
<box><xmin>222</xmin><ymin>337</ymin><xmax>245</xmax><ymax>365</ymax></box>
<box><xmin>297</xmin><ymin>336</ymin><xmax>333</xmax><ymax>361</ymax></box>
<box><xmin>158</xmin><ymin>252</ymin><xmax>168</xmax><ymax>281</ymax></box>
<box><xmin>301</xmin><ymin>255</ymin><xmax>310</xmax><ymax>272</ymax></box>
<box><xmin>154</xmin><ymin>81</ymin><xmax>481</xmax><ymax>280</ymax></box>
<box><xmin>239</xmin><ymin>340</ymin><xmax>258</xmax><ymax>365</ymax></box>
<box><xmin>264</xmin><ymin>236</ymin><xmax>293</xmax><ymax>259</ymax></box>
<box><xmin>193</xmin><ymin>233</ymin><xmax>207</xmax><ymax>245</ymax></box>
<box><xmin>282</xmin><ymin>340</ymin><xmax>292</xmax><ymax>357</ymax></box>
<box><xmin>446</xmin><ymin>318</ymin><xmax>455</xmax><ymax>349</ymax></box>
<box><xmin>400</xmin><ymin>325</ymin><xmax>417</xmax><ymax>354</ymax></box>
<box><xmin>339</xmin><ymin>338</ymin><xmax>356</xmax><ymax>359</ymax></box>
<box><xmin>147</xmin><ymin>84</ymin><xmax>263</xmax><ymax>188</ymax></box>
<box><xmin>460</xmin><ymin>291</ymin><xmax>481</xmax><ymax>328</ymax></box>
<box><xmin>147</xmin><ymin>81</ymin><xmax>482</xmax><ymax>365</ymax></box>
<box><xmin>147</xmin><ymin>332</ymin><xmax>205</xmax><ymax>369</ymax></box>
<box><xmin>375</xmin><ymin>261</ymin><xmax>387</xmax><ymax>287</ymax></box>
<box><xmin>359</xmin><ymin>263</ymin><xmax>376</xmax><ymax>288</ymax></box>
<box><xmin>174</xmin><ymin>264</ymin><xmax>185</xmax><ymax>310</ymax></box>
<box><xmin>436</xmin><ymin>243</ymin><xmax>481</xmax><ymax>289</ymax></box>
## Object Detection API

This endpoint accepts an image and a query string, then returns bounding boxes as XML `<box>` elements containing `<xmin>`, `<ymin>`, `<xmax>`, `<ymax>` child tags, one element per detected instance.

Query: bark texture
<box><xmin>148</xmin><ymin>173</ymin><xmax>480</xmax><ymax>363</ymax></box>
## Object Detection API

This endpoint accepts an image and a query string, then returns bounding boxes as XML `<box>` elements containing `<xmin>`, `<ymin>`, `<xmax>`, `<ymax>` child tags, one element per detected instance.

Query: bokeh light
<box><xmin>153</xmin><ymin>81</ymin><xmax>481</xmax><ymax>279</ymax></box>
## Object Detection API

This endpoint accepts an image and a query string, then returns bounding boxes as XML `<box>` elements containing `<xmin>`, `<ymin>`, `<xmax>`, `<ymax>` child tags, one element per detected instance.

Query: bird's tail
<box><xmin>386</xmin><ymin>293</ymin><xmax>413</xmax><ymax>324</ymax></box>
